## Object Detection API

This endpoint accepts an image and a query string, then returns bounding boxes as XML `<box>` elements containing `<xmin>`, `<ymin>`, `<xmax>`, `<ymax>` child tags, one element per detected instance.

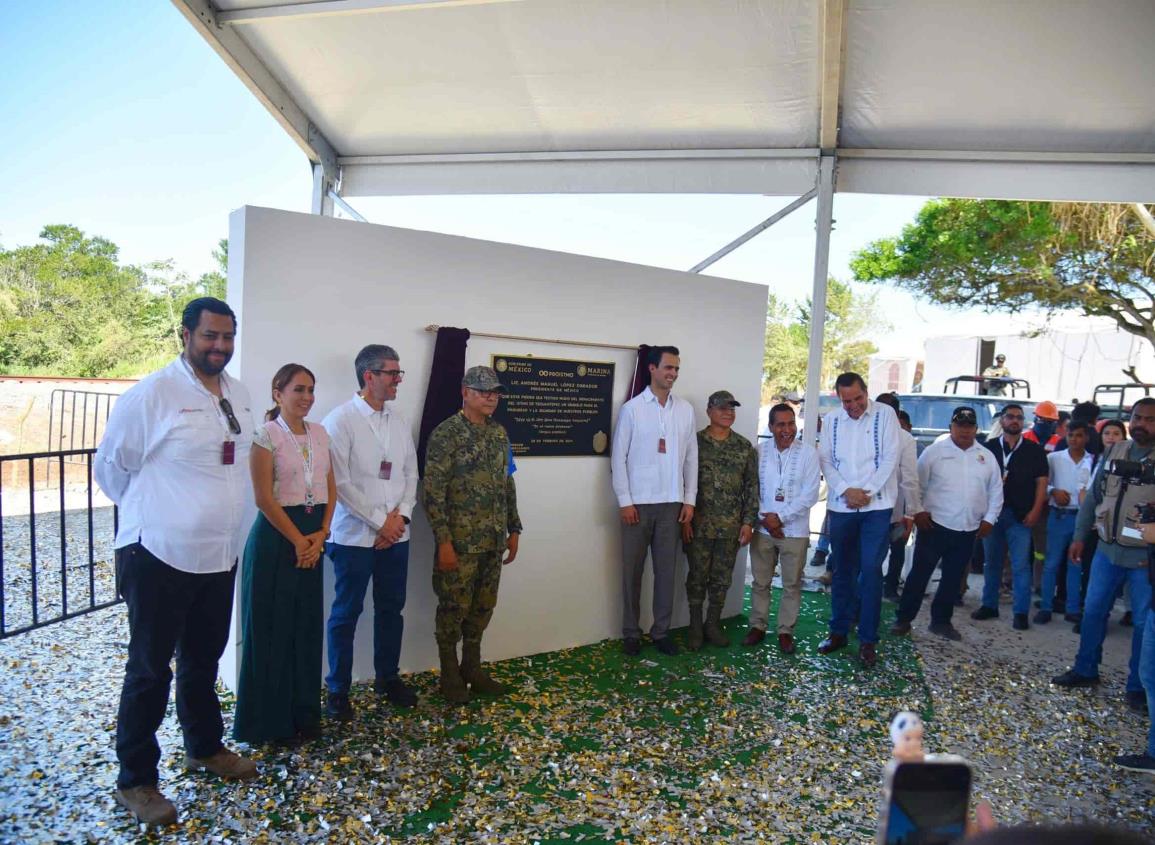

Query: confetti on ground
<box><xmin>1</xmin><ymin>545</ymin><xmax>1152</xmax><ymax>843</ymax></box>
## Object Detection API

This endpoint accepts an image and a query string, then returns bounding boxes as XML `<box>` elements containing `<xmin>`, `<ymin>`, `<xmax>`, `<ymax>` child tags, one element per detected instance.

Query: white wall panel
<box><xmin>225</xmin><ymin>206</ymin><xmax>767</xmax><ymax>684</ymax></box>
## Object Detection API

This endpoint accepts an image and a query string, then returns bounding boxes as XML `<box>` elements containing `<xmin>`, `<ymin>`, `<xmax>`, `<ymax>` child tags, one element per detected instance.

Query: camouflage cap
<box><xmin>707</xmin><ymin>390</ymin><xmax>741</xmax><ymax>409</ymax></box>
<box><xmin>462</xmin><ymin>365</ymin><xmax>505</xmax><ymax>392</ymax></box>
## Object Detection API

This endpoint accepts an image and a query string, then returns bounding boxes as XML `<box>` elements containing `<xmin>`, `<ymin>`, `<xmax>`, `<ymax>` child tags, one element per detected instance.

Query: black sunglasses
<box><xmin>219</xmin><ymin>398</ymin><xmax>242</xmax><ymax>435</ymax></box>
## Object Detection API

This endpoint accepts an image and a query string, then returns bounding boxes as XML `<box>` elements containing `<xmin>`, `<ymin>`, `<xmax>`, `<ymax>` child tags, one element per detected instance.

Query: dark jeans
<box><xmin>883</xmin><ymin>530</ymin><xmax>907</xmax><ymax>594</ymax></box>
<box><xmin>325</xmin><ymin>541</ymin><xmax>409</xmax><ymax>694</ymax></box>
<box><xmin>115</xmin><ymin>543</ymin><xmax>236</xmax><ymax>789</ymax></box>
<box><xmin>829</xmin><ymin>508</ymin><xmax>892</xmax><ymax>644</ymax></box>
<box><xmin>896</xmin><ymin>523</ymin><xmax>978</xmax><ymax>626</ymax></box>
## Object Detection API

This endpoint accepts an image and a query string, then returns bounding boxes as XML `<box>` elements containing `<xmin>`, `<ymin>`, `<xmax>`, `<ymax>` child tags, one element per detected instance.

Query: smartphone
<box><xmin>878</xmin><ymin>759</ymin><xmax>972</xmax><ymax>845</ymax></box>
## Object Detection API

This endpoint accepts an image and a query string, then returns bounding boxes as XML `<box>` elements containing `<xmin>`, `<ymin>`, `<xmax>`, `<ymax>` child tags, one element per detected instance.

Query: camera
<box><xmin>1105</xmin><ymin>458</ymin><xmax>1155</xmax><ymax>485</ymax></box>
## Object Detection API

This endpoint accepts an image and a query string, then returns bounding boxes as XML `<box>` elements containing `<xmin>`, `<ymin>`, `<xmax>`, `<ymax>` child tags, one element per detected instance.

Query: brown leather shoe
<box><xmin>114</xmin><ymin>785</ymin><xmax>178</xmax><ymax>827</ymax></box>
<box><xmin>185</xmin><ymin>747</ymin><xmax>257</xmax><ymax>780</ymax></box>
<box><xmin>741</xmin><ymin>627</ymin><xmax>766</xmax><ymax>646</ymax></box>
<box><xmin>777</xmin><ymin>633</ymin><xmax>796</xmax><ymax>654</ymax></box>
<box><xmin>859</xmin><ymin>642</ymin><xmax>878</xmax><ymax>667</ymax></box>
<box><xmin>817</xmin><ymin>634</ymin><xmax>847</xmax><ymax>654</ymax></box>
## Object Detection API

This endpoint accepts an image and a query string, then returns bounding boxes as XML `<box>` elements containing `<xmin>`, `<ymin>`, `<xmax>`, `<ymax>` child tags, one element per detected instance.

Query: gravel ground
<box><xmin>0</xmin><ymin>554</ymin><xmax>1152</xmax><ymax>842</ymax></box>
<box><xmin>1</xmin><ymin>505</ymin><xmax>118</xmax><ymax>636</ymax></box>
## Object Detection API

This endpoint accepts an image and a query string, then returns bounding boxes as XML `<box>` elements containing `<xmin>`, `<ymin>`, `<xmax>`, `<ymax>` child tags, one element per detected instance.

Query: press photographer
<box><xmin>1052</xmin><ymin>398</ymin><xmax>1155</xmax><ymax>718</ymax></box>
<box><xmin>1115</xmin><ymin>506</ymin><xmax>1155</xmax><ymax>774</ymax></box>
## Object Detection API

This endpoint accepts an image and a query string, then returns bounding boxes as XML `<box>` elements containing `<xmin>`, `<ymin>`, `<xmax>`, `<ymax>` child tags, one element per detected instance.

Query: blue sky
<box><xmin>0</xmin><ymin>1</ymin><xmax>990</xmax><ymax>359</ymax></box>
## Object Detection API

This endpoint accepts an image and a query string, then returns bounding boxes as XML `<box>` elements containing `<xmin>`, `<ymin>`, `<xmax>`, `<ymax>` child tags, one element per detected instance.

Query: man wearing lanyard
<box><xmin>971</xmin><ymin>403</ymin><xmax>1048</xmax><ymax>630</ymax></box>
<box><xmin>817</xmin><ymin>372</ymin><xmax>901</xmax><ymax>667</ymax></box>
<box><xmin>744</xmin><ymin>403</ymin><xmax>821</xmax><ymax>653</ymax></box>
<box><xmin>321</xmin><ymin>344</ymin><xmax>419</xmax><ymax>720</ymax></box>
<box><xmin>611</xmin><ymin>345</ymin><xmax>698</xmax><ymax>657</ymax></box>
<box><xmin>1036</xmin><ymin>421</ymin><xmax>1094</xmax><ymax>624</ymax></box>
<box><xmin>96</xmin><ymin>297</ymin><xmax>257</xmax><ymax>827</ymax></box>
<box><xmin>891</xmin><ymin>407</ymin><xmax>1001</xmax><ymax>640</ymax></box>
<box><xmin>1053</xmin><ymin>399</ymin><xmax>1155</xmax><ymax>714</ymax></box>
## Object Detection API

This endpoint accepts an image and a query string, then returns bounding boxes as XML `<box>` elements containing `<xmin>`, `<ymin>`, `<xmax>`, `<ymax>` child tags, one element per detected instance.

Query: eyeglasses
<box><xmin>370</xmin><ymin>369</ymin><xmax>405</xmax><ymax>378</ymax></box>
<box><xmin>1002</xmin><ymin>413</ymin><xmax>1024</xmax><ymax>421</ymax></box>
<box><xmin>219</xmin><ymin>398</ymin><xmax>242</xmax><ymax>435</ymax></box>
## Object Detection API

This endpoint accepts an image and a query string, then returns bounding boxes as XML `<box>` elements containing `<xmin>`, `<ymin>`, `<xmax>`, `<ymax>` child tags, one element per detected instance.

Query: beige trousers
<box><xmin>749</xmin><ymin>533</ymin><xmax>810</xmax><ymax>633</ymax></box>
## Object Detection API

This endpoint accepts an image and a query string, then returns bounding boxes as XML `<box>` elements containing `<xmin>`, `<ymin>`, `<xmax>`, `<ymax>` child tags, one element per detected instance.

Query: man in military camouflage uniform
<box><xmin>423</xmin><ymin>365</ymin><xmax>522</xmax><ymax>703</ymax></box>
<box><xmin>682</xmin><ymin>391</ymin><xmax>759</xmax><ymax>650</ymax></box>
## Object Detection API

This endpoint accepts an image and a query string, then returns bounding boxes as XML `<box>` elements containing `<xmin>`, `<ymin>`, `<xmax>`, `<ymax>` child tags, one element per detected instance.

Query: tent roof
<box><xmin>177</xmin><ymin>0</ymin><xmax>1155</xmax><ymax>202</ymax></box>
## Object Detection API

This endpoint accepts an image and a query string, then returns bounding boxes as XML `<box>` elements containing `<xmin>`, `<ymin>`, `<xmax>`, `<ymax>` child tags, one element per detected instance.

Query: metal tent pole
<box><xmin>802</xmin><ymin>155</ymin><xmax>836</xmax><ymax>442</ymax></box>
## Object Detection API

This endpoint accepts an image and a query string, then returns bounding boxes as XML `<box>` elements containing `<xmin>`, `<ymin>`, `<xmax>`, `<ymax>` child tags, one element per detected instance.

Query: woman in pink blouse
<box><xmin>234</xmin><ymin>364</ymin><xmax>336</xmax><ymax>745</ymax></box>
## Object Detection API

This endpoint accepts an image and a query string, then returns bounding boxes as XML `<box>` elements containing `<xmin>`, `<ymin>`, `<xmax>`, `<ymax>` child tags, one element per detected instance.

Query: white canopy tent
<box><xmin>175</xmin><ymin>0</ymin><xmax>1155</xmax><ymax>432</ymax></box>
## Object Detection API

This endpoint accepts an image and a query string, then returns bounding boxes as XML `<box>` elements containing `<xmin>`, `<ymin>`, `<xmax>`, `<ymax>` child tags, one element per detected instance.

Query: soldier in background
<box><xmin>682</xmin><ymin>391</ymin><xmax>759</xmax><ymax>650</ymax></box>
<box><xmin>423</xmin><ymin>366</ymin><xmax>522</xmax><ymax>703</ymax></box>
<box><xmin>982</xmin><ymin>354</ymin><xmax>1011</xmax><ymax>396</ymax></box>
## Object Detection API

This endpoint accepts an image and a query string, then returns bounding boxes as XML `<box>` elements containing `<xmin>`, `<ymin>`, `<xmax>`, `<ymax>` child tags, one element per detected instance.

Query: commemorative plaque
<box><xmin>491</xmin><ymin>355</ymin><xmax>614</xmax><ymax>457</ymax></box>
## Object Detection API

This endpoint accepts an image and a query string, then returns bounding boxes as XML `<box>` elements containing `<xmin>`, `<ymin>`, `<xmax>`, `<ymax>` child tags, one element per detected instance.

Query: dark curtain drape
<box><xmin>417</xmin><ymin>326</ymin><xmax>470</xmax><ymax>476</ymax></box>
<box><xmin>627</xmin><ymin>344</ymin><xmax>652</xmax><ymax>401</ymax></box>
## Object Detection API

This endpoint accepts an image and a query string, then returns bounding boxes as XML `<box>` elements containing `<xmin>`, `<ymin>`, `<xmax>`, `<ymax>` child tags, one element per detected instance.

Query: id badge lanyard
<box><xmin>760</xmin><ymin>441</ymin><xmax>798</xmax><ymax>505</ymax></box>
<box><xmin>180</xmin><ymin>357</ymin><xmax>237</xmax><ymax>465</ymax></box>
<box><xmin>275</xmin><ymin>417</ymin><xmax>316</xmax><ymax>512</ymax></box>
<box><xmin>369</xmin><ymin>407</ymin><xmax>393</xmax><ymax>480</ymax></box>
<box><xmin>1001</xmin><ymin>438</ymin><xmax>1021</xmax><ymax>484</ymax></box>
<box><xmin>656</xmin><ymin>397</ymin><xmax>668</xmax><ymax>454</ymax></box>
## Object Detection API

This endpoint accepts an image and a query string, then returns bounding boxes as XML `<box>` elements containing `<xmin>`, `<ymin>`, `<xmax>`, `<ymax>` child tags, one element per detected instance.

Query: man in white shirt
<box><xmin>321</xmin><ymin>344</ymin><xmax>420</xmax><ymax>720</ymax></box>
<box><xmin>817</xmin><ymin>372</ymin><xmax>901</xmax><ymax>667</ymax></box>
<box><xmin>875</xmin><ymin>396</ymin><xmax>922</xmax><ymax>602</ymax></box>
<box><xmin>891</xmin><ymin>406</ymin><xmax>1002</xmax><ymax>640</ymax></box>
<box><xmin>611</xmin><ymin>345</ymin><xmax>698</xmax><ymax>657</ymax></box>
<box><xmin>1037</xmin><ymin>421</ymin><xmax>1095</xmax><ymax>624</ymax></box>
<box><xmin>96</xmin><ymin>298</ymin><xmax>258</xmax><ymax>827</ymax></box>
<box><xmin>744</xmin><ymin>403</ymin><xmax>821</xmax><ymax>653</ymax></box>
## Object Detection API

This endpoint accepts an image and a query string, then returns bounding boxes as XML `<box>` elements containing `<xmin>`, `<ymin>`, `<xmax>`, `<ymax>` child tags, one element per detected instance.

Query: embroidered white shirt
<box><xmin>756</xmin><ymin>439</ymin><xmax>820</xmax><ymax>538</ymax></box>
<box><xmin>818</xmin><ymin>399</ymin><xmax>901</xmax><ymax>513</ymax></box>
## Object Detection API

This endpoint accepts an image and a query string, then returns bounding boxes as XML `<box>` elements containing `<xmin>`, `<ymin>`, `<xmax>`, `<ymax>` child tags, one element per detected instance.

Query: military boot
<box><xmin>438</xmin><ymin>643</ymin><xmax>471</xmax><ymax>704</ymax></box>
<box><xmin>705</xmin><ymin>603</ymin><xmax>730</xmax><ymax>647</ymax></box>
<box><xmin>461</xmin><ymin>639</ymin><xmax>509</xmax><ymax>696</ymax></box>
<box><xmin>687</xmin><ymin>603</ymin><xmax>704</xmax><ymax>651</ymax></box>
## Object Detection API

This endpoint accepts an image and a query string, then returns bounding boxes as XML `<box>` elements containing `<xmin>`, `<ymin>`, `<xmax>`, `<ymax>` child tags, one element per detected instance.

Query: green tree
<box><xmin>0</xmin><ymin>225</ymin><xmax>152</xmax><ymax>375</ymax></box>
<box><xmin>850</xmin><ymin>199</ymin><xmax>1155</xmax><ymax>349</ymax></box>
<box><xmin>0</xmin><ymin>226</ymin><xmax>229</xmax><ymax>377</ymax></box>
<box><xmin>763</xmin><ymin>278</ymin><xmax>884</xmax><ymax>401</ymax></box>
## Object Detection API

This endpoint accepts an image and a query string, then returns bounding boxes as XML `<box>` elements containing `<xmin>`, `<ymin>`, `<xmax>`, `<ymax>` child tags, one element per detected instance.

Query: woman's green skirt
<box><xmin>233</xmin><ymin>505</ymin><xmax>324</xmax><ymax>744</ymax></box>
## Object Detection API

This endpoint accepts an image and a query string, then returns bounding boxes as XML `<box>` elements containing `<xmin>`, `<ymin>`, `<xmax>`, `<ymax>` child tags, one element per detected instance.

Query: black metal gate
<box><xmin>0</xmin><ymin>448</ymin><xmax>121</xmax><ymax>639</ymax></box>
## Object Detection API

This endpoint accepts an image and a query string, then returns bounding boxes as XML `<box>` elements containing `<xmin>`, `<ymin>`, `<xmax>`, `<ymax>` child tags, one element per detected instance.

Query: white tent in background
<box><xmin>174</xmin><ymin>0</ymin><xmax>1155</xmax><ymax>432</ymax></box>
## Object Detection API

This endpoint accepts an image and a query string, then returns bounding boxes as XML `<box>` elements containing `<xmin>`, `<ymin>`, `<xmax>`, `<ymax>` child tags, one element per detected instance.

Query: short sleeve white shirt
<box><xmin>917</xmin><ymin>436</ymin><xmax>1003</xmax><ymax>532</ymax></box>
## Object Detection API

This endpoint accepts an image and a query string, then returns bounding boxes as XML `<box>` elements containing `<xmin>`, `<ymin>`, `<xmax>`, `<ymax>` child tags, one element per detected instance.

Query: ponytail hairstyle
<box><xmin>266</xmin><ymin>363</ymin><xmax>316</xmax><ymax>422</ymax></box>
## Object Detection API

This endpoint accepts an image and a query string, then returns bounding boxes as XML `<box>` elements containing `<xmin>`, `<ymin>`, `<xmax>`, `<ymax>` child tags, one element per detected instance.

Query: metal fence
<box><xmin>0</xmin><ymin>448</ymin><xmax>121</xmax><ymax>639</ymax></box>
<box><xmin>45</xmin><ymin>388</ymin><xmax>117</xmax><ymax>484</ymax></box>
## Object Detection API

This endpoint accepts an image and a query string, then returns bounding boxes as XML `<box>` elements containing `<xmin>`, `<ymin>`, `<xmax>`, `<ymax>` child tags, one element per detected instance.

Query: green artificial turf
<box><xmin>236</xmin><ymin>588</ymin><xmax>933</xmax><ymax>844</ymax></box>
